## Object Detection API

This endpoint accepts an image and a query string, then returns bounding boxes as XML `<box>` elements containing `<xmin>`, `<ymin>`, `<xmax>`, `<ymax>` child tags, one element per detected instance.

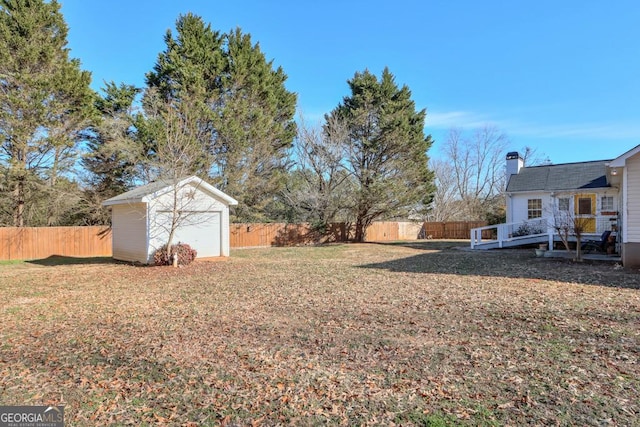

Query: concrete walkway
<box><xmin>542</xmin><ymin>250</ymin><xmax>621</xmax><ymax>263</ymax></box>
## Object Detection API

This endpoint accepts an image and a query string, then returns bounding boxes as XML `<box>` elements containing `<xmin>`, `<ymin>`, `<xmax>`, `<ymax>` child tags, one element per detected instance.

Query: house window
<box><xmin>527</xmin><ymin>199</ymin><xmax>542</xmax><ymax>219</ymax></box>
<box><xmin>558</xmin><ymin>197</ymin><xmax>570</xmax><ymax>212</ymax></box>
<box><xmin>577</xmin><ymin>197</ymin><xmax>592</xmax><ymax>215</ymax></box>
<box><xmin>601</xmin><ymin>196</ymin><xmax>614</xmax><ymax>212</ymax></box>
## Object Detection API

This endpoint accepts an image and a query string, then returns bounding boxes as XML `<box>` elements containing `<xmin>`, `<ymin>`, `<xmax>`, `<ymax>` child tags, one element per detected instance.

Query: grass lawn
<box><xmin>0</xmin><ymin>241</ymin><xmax>638</xmax><ymax>426</ymax></box>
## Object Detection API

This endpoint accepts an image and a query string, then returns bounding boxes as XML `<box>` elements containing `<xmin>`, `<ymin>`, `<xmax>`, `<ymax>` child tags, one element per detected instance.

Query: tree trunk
<box><xmin>166</xmin><ymin>226</ymin><xmax>176</xmax><ymax>265</ymax></box>
<box><xmin>165</xmin><ymin>184</ymin><xmax>180</xmax><ymax>265</ymax></box>
<box><xmin>575</xmin><ymin>234</ymin><xmax>583</xmax><ymax>262</ymax></box>
<box><xmin>354</xmin><ymin>217</ymin><xmax>366</xmax><ymax>242</ymax></box>
<box><xmin>47</xmin><ymin>150</ymin><xmax>60</xmax><ymax>226</ymax></box>
<box><xmin>13</xmin><ymin>179</ymin><xmax>24</xmax><ymax>227</ymax></box>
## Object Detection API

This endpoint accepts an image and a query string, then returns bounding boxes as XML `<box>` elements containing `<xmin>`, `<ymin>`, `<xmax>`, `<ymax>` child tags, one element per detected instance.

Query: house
<box><xmin>102</xmin><ymin>176</ymin><xmax>238</xmax><ymax>264</ymax></box>
<box><xmin>505</xmin><ymin>154</ymin><xmax>618</xmax><ymax>236</ymax></box>
<box><xmin>609</xmin><ymin>145</ymin><xmax>640</xmax><ymax>268</ymax></box>
<box><xmin>471</xmin><ymin>144</ymin><xmax>640</xmax><ymax>268</ymax></box>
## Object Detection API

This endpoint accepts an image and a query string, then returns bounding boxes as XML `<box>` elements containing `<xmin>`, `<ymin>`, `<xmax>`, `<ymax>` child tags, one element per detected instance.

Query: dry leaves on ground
<box><xmin>0</xmin><ymin>241</ymin><xmax>638</xmax><ymax>426</ymax></box>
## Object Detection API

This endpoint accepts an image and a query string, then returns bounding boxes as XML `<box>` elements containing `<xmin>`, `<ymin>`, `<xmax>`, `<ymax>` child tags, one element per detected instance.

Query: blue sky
<box><xmin>59</xmin><ymin>0</ymin><xmax>639</xmax><ymax>164</ymax></box>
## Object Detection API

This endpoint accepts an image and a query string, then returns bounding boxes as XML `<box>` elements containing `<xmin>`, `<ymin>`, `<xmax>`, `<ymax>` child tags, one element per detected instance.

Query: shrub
<box><xmin>512</xmin><ymin>222</ymin><xmax>545</xmax><ymax>237</ymax></box>
<box><xmin>153</xmin><ymin>242</ymin><xmax>198</xmax><ymax>266</ymax></box>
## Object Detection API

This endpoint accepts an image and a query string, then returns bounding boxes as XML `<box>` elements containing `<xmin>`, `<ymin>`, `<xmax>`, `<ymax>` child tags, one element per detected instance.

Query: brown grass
<box><xmin>0</xmin><ymin>241</ymin><xmax>638</xmax><ymax>426</ymax></box>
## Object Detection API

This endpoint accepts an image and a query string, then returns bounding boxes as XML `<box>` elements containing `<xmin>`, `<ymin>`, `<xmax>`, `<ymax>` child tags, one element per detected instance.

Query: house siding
<box><xmin>621</xmin><ymin>154</ymin><xmax>640</xmax><ymax>268</ymax></box>
<box><xmin>509</xmin><ymin>192</ymin><xmax>552</xmax><ymax>224</ymax></box>
<box><xmin>112</xmin><ymin>203</ymin><xmax>148</xmax><ymax>263</ymax></box>
<box><xmin>509</xmin><ymin>190</ymin><xmax>617</xmax><ymax>235</ymax></box>
<box><xmin>626</xmin><ymin>154</ymin><xmax>640</xmax><ymax>242</ymax></box>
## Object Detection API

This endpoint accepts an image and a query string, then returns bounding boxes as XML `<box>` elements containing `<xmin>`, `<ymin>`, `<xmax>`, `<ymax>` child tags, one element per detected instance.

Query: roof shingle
<box><xmin>506</xmin><ymin>160</ymin><xmax>611</xmax><ymax>192</ymax></box>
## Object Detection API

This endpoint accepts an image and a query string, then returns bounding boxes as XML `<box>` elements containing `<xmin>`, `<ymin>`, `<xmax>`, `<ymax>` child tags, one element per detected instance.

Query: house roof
<box><xmin>102</xmin><ymin>176</ymin><xmax>238</xmax><ymax>206</ymax></box>
<box><xmin>506</xmin><ymin>160</ymin><xmax>612</xmax><ymax>193</ymax></box>
<box><xmin>610</xmin><ymin>143</ymin><xmax>640</xmax><ymax>167</ymax></box>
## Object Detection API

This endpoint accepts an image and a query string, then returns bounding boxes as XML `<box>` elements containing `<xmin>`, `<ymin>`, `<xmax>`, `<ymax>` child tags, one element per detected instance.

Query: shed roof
<box><xmin>506</xmin><ymin>160</ymin><xmax>612</xmax><ymax>193</ymax></box>
<box><xmin>102</xmin><ymin>176</ymin><xmax>238</xmax><ymax>206</ymax></box>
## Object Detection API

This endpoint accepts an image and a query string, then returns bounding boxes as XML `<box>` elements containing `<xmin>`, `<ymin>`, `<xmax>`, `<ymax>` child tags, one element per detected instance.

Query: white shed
<box><xmin>102</xmin><ymin>176</ymin><xmax>238</xmax><ymax>264</ymax></box>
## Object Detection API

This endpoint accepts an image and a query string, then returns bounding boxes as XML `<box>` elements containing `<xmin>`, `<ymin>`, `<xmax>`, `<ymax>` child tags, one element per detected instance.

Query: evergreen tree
<box><xmin>146</xmin><ymin>13</ymin><xmax>224</xmax><ymax>102</ymax></box>
<box><xmin>81</xmin><ymin>82</ymin><xmax>140</xmax><ymax>224</ymax></box>
<box><xmin>327</xmin><ymin>68</ymin><xmax>435</xmax><ymax>242</ymax></box>
<box><xmin>144</xmin><ymin>13</ymin><xmax>222</xmax><ymax>176</ymax></box>
<box><xmin>213</xmin><ymin>28</ymin><xmax>297</xmax><ymax>221</ymax></box>
<box><xmin>0</xmin><ymin>0</ymin><xmax>95</xmax><ymax>226</ymax></box>
<box><xmin>146</xmin><ymin>14</ymin><xmax>297</xmax><ymax>221</ymax></box>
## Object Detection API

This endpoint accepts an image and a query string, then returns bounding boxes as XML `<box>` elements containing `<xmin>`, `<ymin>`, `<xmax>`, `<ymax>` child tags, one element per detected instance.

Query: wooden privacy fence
<box><xmin>423</xmin><ymin>221</ymin><xmax>488</xmax><ymax>239</ymax></box>
<box><xmin>230</xmin><ymin>223</ymin><xmax>347</xmax><ymax>248</ymax></box>
<box><xmin>0</xmin><ymin>226</ymin><xmax>112</xmax><ymax>261</ymax></box>
<box><xmin>0</xmin><ymin>221</ymin><xmax>485</xmax><ymax>260</ymax></box>
<box><xmin>231</xmin><ymin>221</ymin><xmax>485</xmax><ymax>248</ymax></box>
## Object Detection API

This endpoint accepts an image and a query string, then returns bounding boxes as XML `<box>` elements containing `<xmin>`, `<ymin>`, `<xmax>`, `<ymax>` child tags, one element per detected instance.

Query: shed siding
<box><xmin>150</xmin><ymin>183</ymin><xmax>226</xmax><ymax>213</ymax></box>
<box><xmin>626</xmin><ymin>154</ymin><xmax>640</xmax><ymax>243</ymax></box>
<box><xmin>149</xmin><ymin>211</ymin><xmax>222</xmax><ymax>259</ymax></box>
<box><xmin>112</xmin><ymin>203</ymin><xmax>148</xmax><ymax>263</ymax></box>
<box><xmin>146</xmin><ymin>182</ymin><xmax>230</xmax><ymax>260</ymax></box>
<box><xmin>221</xmin><ymin>204</ymin><xmax>231</xmax><ymax>256</ymax></box>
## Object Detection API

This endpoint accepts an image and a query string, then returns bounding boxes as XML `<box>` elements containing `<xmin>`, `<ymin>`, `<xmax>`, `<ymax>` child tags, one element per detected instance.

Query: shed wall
<box><xmin>151</xmin><ymin>183</ymin><xmax>227</xmax><ymax>212</ymax></box>
<box><xmin>149</xmin><ymin>211</ymin><xmax>222</xmax><ymax>259</ymax></box>
<box><xmin>112</xmin><ymin>203</ymin><xmax>148</xmax><ymax>263</ymax></box>
<box><xmin>147</xmin><ymin>182</ymin><xmax>231</xmax><ymax>260</ymax></box>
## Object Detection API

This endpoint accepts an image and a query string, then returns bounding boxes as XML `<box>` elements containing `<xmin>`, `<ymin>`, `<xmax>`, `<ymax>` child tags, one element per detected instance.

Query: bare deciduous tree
<box><xmin>426</xmin><ymin>158</ymin><xmax>458</xmax><ymax>222</ymax></box>
<box><xmin>140</xmin><ymin>90</ymin><xmax>216</xmax><ymax>263</ymax></box>
<box><xmin>521</xmin><ymin>145</ymin><xmax>551</xmax><ymax>167</ymax></box>
<box><xmin>283</xmin><ymin>116</ymin><xmax>354</xmax><ymax>230</ymax></box>
<box><xmin>550</xmin><ymin>196</ymin><xmax>594</xmax><ymax>262</ymax></box>
<box><xmin>429</xmin><ymin>125</ymin><xmax>508</xmax><ymax>221</ymax></box>
<box><xmin>429</xmin><ymin>126</ymin><xmax>551</xmax><ymax>223</ymax></box>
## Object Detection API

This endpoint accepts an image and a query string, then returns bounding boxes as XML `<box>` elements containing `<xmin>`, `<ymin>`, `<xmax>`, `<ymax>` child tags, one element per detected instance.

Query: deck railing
<box><xmin>470</xmin><ymin>218</ymin><xmax>549</xmax><ymax>249</ymax></box>
<box><xmin>471</xmin><ymin>215</ymin><xmax>619</xmax><ymax>250</ymax></box>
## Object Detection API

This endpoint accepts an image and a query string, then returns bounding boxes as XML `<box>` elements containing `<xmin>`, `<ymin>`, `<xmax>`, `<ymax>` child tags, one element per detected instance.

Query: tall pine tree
<box><xmin>327</xmin><ymin>68</ymin><xmax>435</xmax><ymax>241</ymax></box>
<box><xmin>0</xmin><ymin>0</ymin><xmax>94</xmax><ymax>226</ymax></box>
<box><xmin>213</xmin><ymin>28</ymin><xmax>297</xmax><ymax>221</ymax></box>
<box><xmin>81</xmin><ymin>82</ymin><xmax>140</xmax><ymax>224</ymax></box>
<box><xmin>145</xmin><ymin>14</ymin><xmax>297</xmax><ymax>221</ymax></box>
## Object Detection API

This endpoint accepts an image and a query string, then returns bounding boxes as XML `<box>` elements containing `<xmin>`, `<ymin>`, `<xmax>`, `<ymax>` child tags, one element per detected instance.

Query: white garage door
<box><xmin>157</xmin><ymin>211</ymin><xmax>221</xmax><ymax>258</ymax></box>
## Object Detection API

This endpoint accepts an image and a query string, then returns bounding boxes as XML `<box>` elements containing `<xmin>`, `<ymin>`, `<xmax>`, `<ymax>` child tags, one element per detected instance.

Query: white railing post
<box><xmin>497</xmin><ymin>224</ymin><xmax>504</xmax><ymax>248</ymax></box>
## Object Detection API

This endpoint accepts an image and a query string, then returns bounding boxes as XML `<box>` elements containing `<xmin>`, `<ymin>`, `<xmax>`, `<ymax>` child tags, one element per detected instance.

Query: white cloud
<box><xmin>507</xmin><ymin>121</ymin><xmax>640</xmax><ymax>140</ymax></box>
<box><xmin>426</xmin><ymin>109</ymin><xmax>640</xmax><ymax>140</ymax></box>
<box><xmin>425</xmin><ymin>111</ymin><xmax>494</xmax><ymax>129</ymax></box>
